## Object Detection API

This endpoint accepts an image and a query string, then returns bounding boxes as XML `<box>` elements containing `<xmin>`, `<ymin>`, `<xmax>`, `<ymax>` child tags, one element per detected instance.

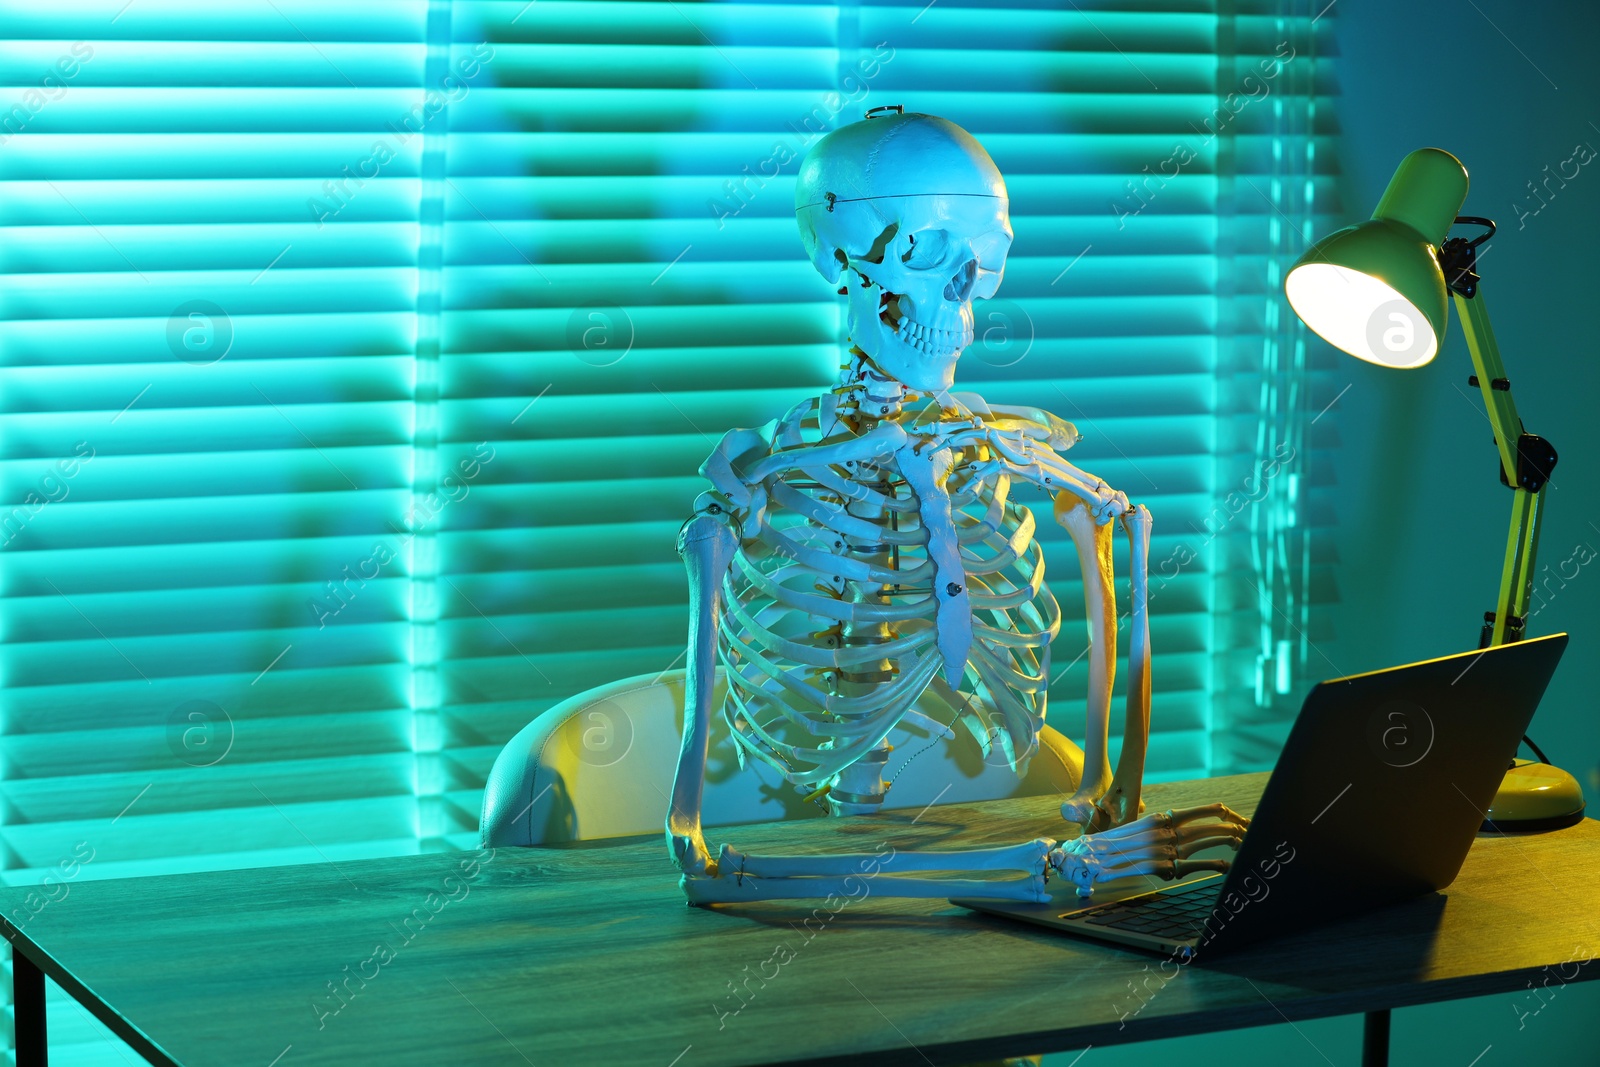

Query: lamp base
<box><xmin>1481</xmin><ymin>758</ymin><xmax>1586</xmax><ymax>832</ymax></box>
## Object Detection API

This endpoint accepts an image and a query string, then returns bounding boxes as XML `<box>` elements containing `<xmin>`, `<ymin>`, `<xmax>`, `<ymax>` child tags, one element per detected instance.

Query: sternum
<box><xmin>828</xmin><ymin>458</ymin><xmax>903</xmax><ymax>816</ymax></box>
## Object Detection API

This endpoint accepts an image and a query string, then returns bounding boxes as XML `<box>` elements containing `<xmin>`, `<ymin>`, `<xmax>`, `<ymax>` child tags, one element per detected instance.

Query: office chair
<box><xmin>481</xmin><ymin>668</ymin><xmax>1084</xmax><ymax>847</ymax></box>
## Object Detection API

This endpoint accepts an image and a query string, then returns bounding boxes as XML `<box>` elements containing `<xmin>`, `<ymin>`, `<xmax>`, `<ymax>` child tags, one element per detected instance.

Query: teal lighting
<box><xmin>0</xmin><ymin>6</ymin><xmax>1330</xmax><ymax>1032</ymax></box>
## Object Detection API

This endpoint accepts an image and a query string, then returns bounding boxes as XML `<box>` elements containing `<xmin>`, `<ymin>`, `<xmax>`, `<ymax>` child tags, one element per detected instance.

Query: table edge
<box><xmin>4</xmin><ymin>919</ymin><xmax>177</xmax><ymax>1067</ymax></box>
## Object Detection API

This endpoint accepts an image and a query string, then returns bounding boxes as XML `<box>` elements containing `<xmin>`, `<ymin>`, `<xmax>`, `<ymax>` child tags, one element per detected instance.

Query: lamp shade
<box><xmin>1285</xmin><ymin>148</ymin><xmax>1470</xmax><ymax>368</ymax></box>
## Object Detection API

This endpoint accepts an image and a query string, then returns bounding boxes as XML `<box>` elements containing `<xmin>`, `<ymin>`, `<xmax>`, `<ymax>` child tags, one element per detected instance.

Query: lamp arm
<box><xmin>1452</xmin><ymin>288</ymin><xmax>1556</xmax><ymax>647</ymax></box>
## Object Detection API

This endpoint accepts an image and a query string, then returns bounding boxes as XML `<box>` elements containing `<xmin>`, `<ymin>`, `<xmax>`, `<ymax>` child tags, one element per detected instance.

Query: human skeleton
<box><xmin>666</xmin><ymin>111</ymin><xmax>1248</xmax><ymax>904</ymax></box>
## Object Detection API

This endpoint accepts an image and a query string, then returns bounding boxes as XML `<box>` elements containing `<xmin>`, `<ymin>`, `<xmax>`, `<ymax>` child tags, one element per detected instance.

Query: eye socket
<box><xmin>852</xmin><ymin>223</ymin><xmax>899</xmax><ymax>266</ymax></box>
<box><xmin>900</xmin><ymin>229</ymin><xmax>950</xmax><ymax>269</ymax></box>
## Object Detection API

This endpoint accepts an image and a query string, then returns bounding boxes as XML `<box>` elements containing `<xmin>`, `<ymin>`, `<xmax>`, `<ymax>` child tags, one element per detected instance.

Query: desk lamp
<box><xmin>1284</xmin><ymin>147</ymin><xmax>1584</xmax><ymax>831</ymax></box>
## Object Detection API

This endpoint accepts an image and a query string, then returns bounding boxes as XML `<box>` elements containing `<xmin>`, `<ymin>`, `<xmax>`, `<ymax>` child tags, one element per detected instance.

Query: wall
<box><xmin>1325</xmin><ymin>1</ymin><xmax>1600</xmax><ymax>1056</ymax></box>
<box><xmin>1330</xmin><ymin>0</ymin><xmax>1600</xmax><ymax>798</ymax></box>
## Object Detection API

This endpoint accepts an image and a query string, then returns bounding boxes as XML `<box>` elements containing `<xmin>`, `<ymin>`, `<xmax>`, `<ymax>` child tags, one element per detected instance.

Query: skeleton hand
<box><xmin>978</xmin><ymin>424</ymin><xmax>1129</xmax><ymax>525</ymax></box>
<box><xmin>1086</xmin><ymin>484</ymin><xmax>1130</xmax><ymax>525</ymax></box>
<box><xmin>1048</xmin><ymin>803</ymin><xmax>1251</xmax><ymax>899</ymax></box>
<box><xmin>1052</xmin><ymin>470</ymin><xmax>1128</xmax><ymax>525</ymax></box>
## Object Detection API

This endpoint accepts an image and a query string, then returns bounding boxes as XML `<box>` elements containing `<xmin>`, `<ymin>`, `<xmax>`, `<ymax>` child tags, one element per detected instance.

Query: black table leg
<box><xmin>1362</xmin><ymin>1009</ymin><xmax>1390</xmax><ymax>1067</ymax></box>
<box><xmin>14</xmin><ymin>947</ymin><xmax>47</xmax><ymax>1067</ymax></box>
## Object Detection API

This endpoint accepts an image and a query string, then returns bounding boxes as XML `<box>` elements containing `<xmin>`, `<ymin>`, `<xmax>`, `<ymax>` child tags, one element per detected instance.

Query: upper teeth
<box><xmin>895</xmin><ymin>316</ymin><xmax>972</xmax><ymax>355</ymax></box>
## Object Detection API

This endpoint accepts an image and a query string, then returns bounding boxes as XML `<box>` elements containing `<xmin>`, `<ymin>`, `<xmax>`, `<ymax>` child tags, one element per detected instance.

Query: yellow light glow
<box><xmin>1284</xmin><ymin>263</ymin><xmax>1438</xmax><ymax>368</ymax></box>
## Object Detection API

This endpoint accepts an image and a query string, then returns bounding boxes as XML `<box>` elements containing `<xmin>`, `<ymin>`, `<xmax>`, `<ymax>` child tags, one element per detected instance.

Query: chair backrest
<box><xmin>482</xmin><ymin>669</ymin><xmax>1084</xmax><ymax>847</ymax></box>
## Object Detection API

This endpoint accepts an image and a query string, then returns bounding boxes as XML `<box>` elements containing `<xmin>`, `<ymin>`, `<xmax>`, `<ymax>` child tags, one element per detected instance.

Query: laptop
<box><xmin>953</xmin><ymin>633</ymin><xmax>1569</xmax><ymax>960</ymax></box>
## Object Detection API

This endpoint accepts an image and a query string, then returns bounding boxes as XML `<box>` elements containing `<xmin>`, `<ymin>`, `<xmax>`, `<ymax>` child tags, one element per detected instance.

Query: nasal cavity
<box><xmin>944</xmin><ymin>259</ymin><xmax>977</xmax><ymax>302</ymax></box>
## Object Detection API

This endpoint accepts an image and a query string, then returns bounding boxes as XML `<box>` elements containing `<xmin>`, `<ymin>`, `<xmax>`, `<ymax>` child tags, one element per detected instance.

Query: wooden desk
<box><xmin>3</xmin><ymin>773</ymin><xmax>1598</xmax><ymax>1066</ymax></box>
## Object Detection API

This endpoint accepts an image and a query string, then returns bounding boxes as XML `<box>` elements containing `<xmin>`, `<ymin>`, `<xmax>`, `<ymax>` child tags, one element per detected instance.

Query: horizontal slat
<box><xmin>1</xmin><ymin>412</ymin><xmax>410</xmax><ymax>462</ymax></box>
<box><xmin>0</xmin><ymin>489</ymin><xmax>407</xmax><ymax>550</ymax></box>
<box><xmin>1</xmin><ymin>621</ymin><xmax>407</xmax><ymax>686</ymax></box>
<box><xmin>441</xmin><ymin>132</ymin><xmax>1344</xmax><ymax>179</ymax></box>
<box><xmin>0</xmin><ymin>794</ymin><xmax>417</xmax><ymax>868</ymax></box>
<box><xmin>443</xmin><ymin>88</ymin><xmax>1300</xmax><ymax>134</ymax></box>
<box><xmin>0</xmin><ymin>222</ymin><xmax>422</xmax><ymax>273</ymax></box>
<box><xmin>438</xmin><ymin>337</ymin><xmax>1217</xmax><ymax>394</ymax></box>
<box><xmin>2</xmin><ymin>1</ymin><xmax>425</xmax><ymax>40</ymax></box>
<box><xmin>0</xmin><ymin>312</ymin><xmax>415</xmax><ymax>369</ymax></box>
<box><xmin>448</xmin><ymin>403</ymin><xmax>1217</xmax><ymax>456</ymax></box>
<box><xmin>0</xmin><ymin>136</ymin><xmax>434</xmax><ymax>180</ymax></box>
<box><xmin>0</xmin><ymin>41</ymin><xmax>425</xmax><ymax>85</ymax></box>
<box><xmin>5</xmin><ymin>710</ymin><xmax>411</xmax><ymax>783</ymax></box>
<box><xmin>2</xmin><ymin>752</ymin><xmax>417</xmax><ymax>830</ymax></box>
<box><xmin>2</xmin><ymin>88</ymin><xmax>458</xmax><ymax>132</ymax></box>
<box><xmin>0</xmin><ymin>359</ymin><xmax>414</xmax><ymax>416</ymax></box>
<box><xmin>3</xmin><ymin>662</ymin><xmax>409</xmax><ymax>736</ymax></box>
<box><xmin>446</xmin><ymin>45</ymin><xmax>1219</xmax><ymax>92</ymax></box>
<box><xmin>433</xmin><ymin>297</ymin><xmax>1219</xmax><ymax>352</ymax></box>
<box><xmin>1</xmin><ymin>534</ymin><xmax>417</xmax><ymax>596</ymax></box>
<box><xmin>462</xmin><ymin>1</ymin><xmax>1211</xmax><ymax>48</ymax></box>
<box><xmin>0</xmin><ymin>266</ymin><xmax>419</xmax><ymax>320</ymax></box>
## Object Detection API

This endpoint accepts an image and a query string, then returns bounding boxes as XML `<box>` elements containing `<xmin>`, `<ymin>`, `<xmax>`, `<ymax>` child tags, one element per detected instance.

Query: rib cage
<box><xmin>716</xmin><ymin>397</ymin><xmax>1063</xmax><ymax>789</ymax></box>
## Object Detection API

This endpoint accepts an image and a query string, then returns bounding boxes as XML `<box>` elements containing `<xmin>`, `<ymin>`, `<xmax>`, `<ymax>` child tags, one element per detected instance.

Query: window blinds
<box><xmin>438</xmin><ymin>0</ymin><xmax>1338</xmax><ymax>808</ymax></box>
<box><xmin>1</xmin><ymin>2</ymin><xmax>437</xmax><ymax>1058</ymax></box>
<box><xmin>0</xmin><ymin>1</ymin><xmax>1333</xmax><ymax>1060</ymax></box>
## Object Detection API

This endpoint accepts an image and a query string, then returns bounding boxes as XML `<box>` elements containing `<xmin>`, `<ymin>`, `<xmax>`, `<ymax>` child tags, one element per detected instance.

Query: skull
<box><xmin>795</xmin><ymin>110</ymin><xmax>1012</xmax><ymax>393</ymax></box>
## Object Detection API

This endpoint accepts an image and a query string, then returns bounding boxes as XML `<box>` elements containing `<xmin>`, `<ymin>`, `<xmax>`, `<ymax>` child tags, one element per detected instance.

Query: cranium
<box><xmin>794</xmin><ymin>110</ymin><xmax>1013</xmax><ymax>393</ymax></box>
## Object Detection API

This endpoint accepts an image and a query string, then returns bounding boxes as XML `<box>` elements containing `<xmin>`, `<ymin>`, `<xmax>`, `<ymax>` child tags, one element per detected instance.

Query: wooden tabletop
<box><xmin>4</xmin><ymin>773</ymin><xmax>1599</xmax><ymax>1067</ymax></box>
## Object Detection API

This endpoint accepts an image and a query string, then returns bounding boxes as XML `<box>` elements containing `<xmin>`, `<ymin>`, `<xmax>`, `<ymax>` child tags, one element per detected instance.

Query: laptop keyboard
<box><xmin>1066</xmin><ymin>877</ymin><xmax>1221</xmax><ymax>940</ymax></box>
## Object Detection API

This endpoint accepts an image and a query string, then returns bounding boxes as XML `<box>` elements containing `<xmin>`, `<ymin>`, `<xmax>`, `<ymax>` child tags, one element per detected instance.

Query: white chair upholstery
<box><xmin>481</xmin><ymin>668</ymin><xmax>1084</xmax><ymax>847</ymax></box>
